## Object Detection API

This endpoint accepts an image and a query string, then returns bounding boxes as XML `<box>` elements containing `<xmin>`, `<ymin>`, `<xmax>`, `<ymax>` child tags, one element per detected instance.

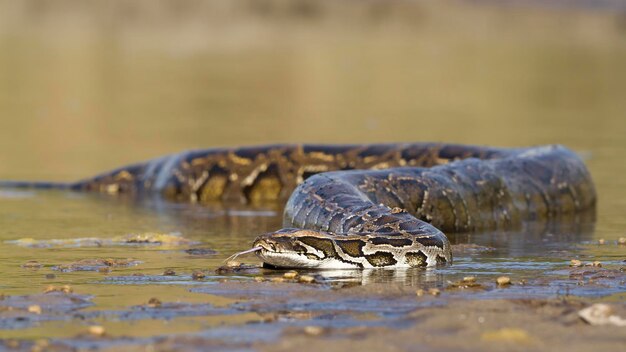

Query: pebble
<box><xmin>147</xmin><ymin>297</ymin><xmax>162</xmax><ymax>308</ymax></box>
<box><xmin>428</xmin><ymin>288</ymin><xmax>441</xmax><ymax>296</ymax></box>
<box><xmin>163</xmin><ymin>268</ymin><xmax>176</xmax><ymax>276</ymax></box>
<box><xmin>27</xmin><ymin>305</ymin><xmax>42</xmax><ymax>314</ymax></box>
<box><xmin>22</xmin><ymin>260</ymin><xmax>42</xmax><ymax>269</ymax></box>
<box><xmin>415</xmin><ymin>289</ymin><xmax>425</xmax><ymax>297</ymax></box>
<box><xmin>191</xmin><ymin>270</ymin><xmax>206</xmax><ymax>280</ymax></box>
<box><xmin>298</xmin><ymin>275</ymin><xmax>316</xmax><ymax>283</ymax></box>
<box><xmin>44</xmin><ymin>285</ymin><xmax>73</xmax><ymax>294</ymax></box>
<box><xmin>226</xmin><ymin>260</ymin><xmax>241</xmax><ymax>267</ymax></box>
<box><xmin>496</xmin><ymin>276</ymin><xmax>511</xmax><ymax>286</ymax></box>
<box><xmin>303</xmin><ymin>326</ymin><xmax>325</xmax><ymax>336</ymax></box>
<box><xmin>618</xmin><ymin>237</ymin><xmax>626</xmax><ymax>245</ymax></box>
<box><xmin>462</xmin><ymin>276</ymin><xmax>476</xmax><ymax>283</ymax></box>
<box><xmin>570</xmin><ymin>259</ymin><xmax>583</xmax><ymax>267</ymax></box>
<box><xmin>283</xmin><ymin>271</ymin><xmax>298</xmax><ymax>279</ymax></box>
<box><xmin>271</xmin><ymin>277</ymin><xmax>285</xmax><ymax>283</ymax></box>
<box><xmin>88</xmin><ymin>325</ymin><xmax>106</xmax><ymax>337</ymax></box>
<box><xmin>598</xmin><ymin>239</ymin><xmax>605</xmax><ymax>245</ymax></box>
<box><xmin>254</xmin><ymin>276</ymin><xmax>265</xmax><ymax>282</ymax></box>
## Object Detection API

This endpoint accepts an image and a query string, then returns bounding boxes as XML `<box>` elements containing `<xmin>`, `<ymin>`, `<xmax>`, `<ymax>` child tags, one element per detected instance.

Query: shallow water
<box><xmin>0</xmin><ymin>0</ymin><xmax>625</xmax><ymax>347</ymax></box>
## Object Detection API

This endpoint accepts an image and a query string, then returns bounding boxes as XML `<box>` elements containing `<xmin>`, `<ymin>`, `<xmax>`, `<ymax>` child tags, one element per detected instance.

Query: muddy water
<box><xmin>0</xmin><ymin>0</ymin><xmax>625</xmax><ymax>349</ymax></box>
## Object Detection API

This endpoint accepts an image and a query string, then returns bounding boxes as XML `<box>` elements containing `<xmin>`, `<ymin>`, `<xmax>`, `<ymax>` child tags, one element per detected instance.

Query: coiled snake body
<box><xmin>1</xmin><ymin>143</ymin><xmax>596</xmax><ymax>269</ymax></box>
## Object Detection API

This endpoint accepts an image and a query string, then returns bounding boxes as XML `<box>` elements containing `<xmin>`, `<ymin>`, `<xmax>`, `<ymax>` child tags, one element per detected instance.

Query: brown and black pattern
<box><xmin>0</xmin><ymin>143</ymin><xmax>597</xmax><ymax>268</ymax></box>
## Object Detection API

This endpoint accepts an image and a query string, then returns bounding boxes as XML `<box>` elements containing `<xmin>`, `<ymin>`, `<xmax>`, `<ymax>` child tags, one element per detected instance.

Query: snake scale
<box><xmin>1</xmin><ymin>143</ymin><xmax>596</xmax><ymax>269</ymax></box>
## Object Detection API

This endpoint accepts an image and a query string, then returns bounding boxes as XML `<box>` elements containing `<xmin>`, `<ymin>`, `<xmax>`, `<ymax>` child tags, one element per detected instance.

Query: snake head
<box><xmin>253</xmin><ymin>228</ymin><xmax>356</xmax><ymax>269</ymax></box>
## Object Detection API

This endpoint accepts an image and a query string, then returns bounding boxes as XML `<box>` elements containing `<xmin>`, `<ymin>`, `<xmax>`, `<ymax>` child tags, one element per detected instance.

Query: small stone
<box><xmin>191</xmin><ymin>270</ymin><xmax>206</xmax><ymax>280</ymax></box>
<box><xmin>598</xmin><ymin>239</ymin><xmax>605</xmax><ymax>245</ymax></box>
<box><xmin>415</xmin><ymin>289</ymin><xmax>425</xmax><ymax>297</ymax></box>
<box><xmin>226</xmin><ymin>261</ymin><xmax>241</xmax><ymax>268</ymax></box>
<box><xmin>254</xmin><ymin>276</ymin><xmax>265</xmax><ymax>282</ymax></box>
<box><xmin>163</xmin><ymin>268</ymin><xmax>176</xmax><ymax>276</ymax></box>
<box><xmin>27</xmin><ymin>305</ymin><xmax>42</xmax><ymax>314</ymax></box>
<box><xmin>45</xmin><ymin>274</ymin><xmax>55</xmax><ymax>279</ymax></box>
<box><xmin>618</xmin><ymin>237</ymin><xmax>626</xmax><ymax>245</ymax></box>
<box><xmin>592</xmin><ymin>261</ymin><xmax>602</xmax><ymax>267</ymax></box>
<box><xmin>22</xmin><ymin>260</ymin><xmax>42</xmax><ymax>269</ymax></box>
<box><xmin>298</xmin><ymin>275</ymin><xmax>316</xmax><ymax>283</ymax></box>
<box><xmin>283</xmin><ymin>271</ymin><xmax>298</xmax><ymax>279</ymax></box>
<box><xmin>271</xmin><ymin>277</ymin><xmax>284</xmax><ymax>283</ymax></box>
<box><xmin>462</xmin><ymin>276</ymin><xmax>476</xmax><ymax>283</ymax></box>
<box><xmin>147</xmin><ymin>297</ymin><xmax>162</xmax><ymax>308</ymax></box>
<box><xmin>428</xmin><ymin>288</ymin><xmax>440</xmax><ymax>296</ymax></box>
<box><xmin>570</xmin><ymin>259</ymin><xmax>583</xmax><ymax>267</ymax></box>
<box><xmin>31</xmin><ymin>339</ymin><xmax>49</xmax><ymax>352</ymax></box>
<box><xmin>496</xmin><ymin>276</ymin><xmax>511</xmax><ymax>286</ymax></box>
<box><xmin>303</xmin><ymin>326</ymin><xmax>325</xmax><ymax>336</ymax></box>
<box><xmin>88</xmin><ymin>325</ymin><xmax>106</xmax><ymax>336</ymax></box>
<box><xmin>43</xmin><ymin>285</ymin><xmax>73</xmax><ymax>294</ymax></box>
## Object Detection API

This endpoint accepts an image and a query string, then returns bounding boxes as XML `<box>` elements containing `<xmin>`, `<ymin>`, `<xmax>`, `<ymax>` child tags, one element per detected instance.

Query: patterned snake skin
<box><xmin>0</xmin><ymin>143</ymin><xmax>596</xmax><ymax>269</ymax></box>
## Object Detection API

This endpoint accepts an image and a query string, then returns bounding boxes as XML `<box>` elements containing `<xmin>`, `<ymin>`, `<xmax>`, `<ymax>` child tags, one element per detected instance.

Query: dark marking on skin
<box><xmin>243</xmin><ymin>164</ymin><xmax>283</xmax><ymax>202</ymax></box>
<box><xmin>436</xmin><ymin>255</ymin><xmax>448</xmax><ymax>265</ymax></box>
<box><xmin>298</xmin><ymin>237</ymin><xmax>337</xmax><ymax>258</ymax></box>
<box><xmin>365</xmin><ymin>251</ymin><xmax>397</xmax><ymax>267</ymax></box>
<box><xmin>335</xmin><ymin>239</ymin><xmax>366</xmax><ymax>257</ymax></box>
<box><xmin>369</xmin><ymin>237</ymin><xmax>413</xmax><ymax>247</ymax></box>
<box><xmin>412</xmin><ymin>236</ymin><xmax>444</xmax><ymax>249</ymax></box>
<box><xmin>405</xmin><ymin>251</ymin><xmax>428</xmax><ymax>267</ymax></box>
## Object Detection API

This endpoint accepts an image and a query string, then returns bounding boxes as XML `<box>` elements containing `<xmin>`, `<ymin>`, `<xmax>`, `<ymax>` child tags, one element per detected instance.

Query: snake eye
<box><xmin>269</xmin><ymin>242</ymin><xmax>276</xmax><ymax>251</ymax></box>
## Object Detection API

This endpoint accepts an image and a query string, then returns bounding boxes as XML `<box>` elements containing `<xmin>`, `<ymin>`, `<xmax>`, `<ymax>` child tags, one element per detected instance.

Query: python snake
<box><xmin>0</xmin><ymin>143</ymin><xmax>596</xmax><ymax>269</ymax></box>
